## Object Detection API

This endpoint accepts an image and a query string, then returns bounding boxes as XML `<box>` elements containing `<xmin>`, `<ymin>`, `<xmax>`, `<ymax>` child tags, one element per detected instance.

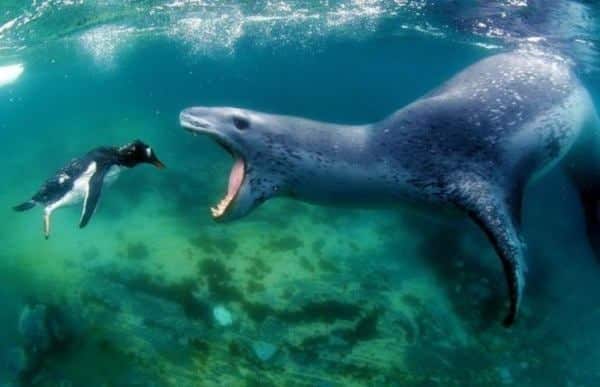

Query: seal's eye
<box><xmin>232</xmin><ymin>116</ymin><xmax>249</xmax><ymax>130</ymax></box>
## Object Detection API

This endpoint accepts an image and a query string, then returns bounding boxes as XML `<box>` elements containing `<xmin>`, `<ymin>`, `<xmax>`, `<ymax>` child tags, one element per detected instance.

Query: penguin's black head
<box><xmin>118</xmin><ymin>140</ymin><xmax>165</xmax><ymax>169</ymax></box>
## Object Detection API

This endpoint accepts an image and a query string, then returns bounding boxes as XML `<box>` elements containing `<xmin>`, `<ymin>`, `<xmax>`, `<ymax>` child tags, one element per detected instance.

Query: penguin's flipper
<box><xmin>451</xmin><ymin>176</ymin><xmax>526</xmax><ymax>327</ymax></box>
<box><xmin>79</xmin><ymin>167</ymin><xmax>108</xmax><ymax>229</ymax></box>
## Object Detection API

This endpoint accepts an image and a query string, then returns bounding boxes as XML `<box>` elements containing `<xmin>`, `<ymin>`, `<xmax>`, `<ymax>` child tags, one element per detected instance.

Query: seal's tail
<box><xmin>565</xmin><ymin>113</ymin><xmax>600</xmax><ymax>260</ymax></box>
<box><xmin>13</xmin><ymin>200</ymin><xmax>35</xmax><ymax>212</ymax></box>
<box><xmin>578</xmin><ymin>189</ymin><xmax>600</xmax><ymax>259</ymax></box>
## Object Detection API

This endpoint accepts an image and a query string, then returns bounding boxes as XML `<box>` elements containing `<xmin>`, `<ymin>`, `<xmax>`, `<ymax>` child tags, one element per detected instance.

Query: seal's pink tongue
<box><xmin>211</xmin><ymin>157</ymin><xmax>245</xmax><ymax>218</ymax></box>
<box><xmin>228</xmin><ymin>158</ymin><xmax>244</xmax><ymax>197</ymax></box>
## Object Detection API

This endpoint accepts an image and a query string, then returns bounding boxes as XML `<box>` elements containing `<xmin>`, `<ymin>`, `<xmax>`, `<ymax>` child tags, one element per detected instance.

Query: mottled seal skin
<box><xmin>180</xmin><ymin>50</ymin><xmax>598</xmax><ymax>326</ymax></box>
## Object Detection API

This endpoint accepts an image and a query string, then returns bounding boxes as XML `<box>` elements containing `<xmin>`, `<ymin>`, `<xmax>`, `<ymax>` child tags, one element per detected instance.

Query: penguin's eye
<box><xmin>232</xmin><ymin>116</ymin><xmax>249</xmax><ymax>130</ymax></box>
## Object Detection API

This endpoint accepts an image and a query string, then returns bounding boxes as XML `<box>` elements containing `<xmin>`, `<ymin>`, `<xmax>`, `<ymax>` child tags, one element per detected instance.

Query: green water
<box><xmin>1</xmin><ymin>1</ymin><xmax>600</xmax><ymax>386</ymax></box>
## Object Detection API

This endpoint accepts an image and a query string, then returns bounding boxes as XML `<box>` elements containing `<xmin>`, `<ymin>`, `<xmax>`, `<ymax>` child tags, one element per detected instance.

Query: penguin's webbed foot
<box><xmin>43</xmin><ymin>213</ymin><xmax>51</xmax><ymax>240</ymax></box>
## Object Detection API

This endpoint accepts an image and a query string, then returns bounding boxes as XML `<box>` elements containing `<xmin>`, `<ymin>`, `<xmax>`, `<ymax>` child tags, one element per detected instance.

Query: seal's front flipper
<box><xmin>79</xmin><ymin>168</ymin><xmax>107</xmax><ymax>229</ymax></box>
<box><xmin>453</xmin><ymin>178</ymin><xmax>526</xmax><ymax>327</ymax></box>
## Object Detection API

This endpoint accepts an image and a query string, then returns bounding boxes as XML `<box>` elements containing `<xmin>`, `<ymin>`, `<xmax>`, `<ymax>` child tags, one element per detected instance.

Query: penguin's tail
<box><xmin>13</xmin><ymin>200</ymin><xmax>36</xmax><ymax>212</ymax></box>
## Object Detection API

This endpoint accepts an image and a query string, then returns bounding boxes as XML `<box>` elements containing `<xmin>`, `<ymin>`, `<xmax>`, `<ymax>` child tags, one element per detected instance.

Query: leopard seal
<box><xmin>179</xmin><ymin>50</ymin><xmax>598</xmax><ymax>326</ymax></box>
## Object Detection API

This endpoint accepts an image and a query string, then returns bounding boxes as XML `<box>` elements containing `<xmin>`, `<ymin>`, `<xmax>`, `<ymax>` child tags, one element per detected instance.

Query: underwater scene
<box><xmin>2</xmin><ymin>1</ymin><xmax>600</xmax><ymax>386</ymax></box>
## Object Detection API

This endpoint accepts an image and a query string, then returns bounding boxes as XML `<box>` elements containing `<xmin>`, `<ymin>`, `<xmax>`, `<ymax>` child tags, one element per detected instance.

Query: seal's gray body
<box><xmin>180</xmin><ymin>50</ymin><xmax>597</xmax><ymax>325</ymax></box>
<box><xmin>264</xmin><ymin>53</ymin><xmax>591</xmax><ymax>205</ymax></box>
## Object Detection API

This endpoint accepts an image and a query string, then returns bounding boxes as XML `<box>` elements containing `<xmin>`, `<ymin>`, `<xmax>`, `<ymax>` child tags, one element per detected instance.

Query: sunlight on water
<box><xmin>0</xmin><ymin>64</ymin><xmax>23</xmax><ymax>87</ymax></box>
<box><xmin>79</xmin><ymin>25</ymin><xmax>134</xmax><ymax>66</ymax></box>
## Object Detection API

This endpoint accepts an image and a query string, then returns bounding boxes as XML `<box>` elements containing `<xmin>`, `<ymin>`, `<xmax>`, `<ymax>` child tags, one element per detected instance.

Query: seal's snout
<box><xmin>179</xmin><ymin>109</ymin><xmax>212</xmax><ymax>134</ymax></box>
<box><xmin>179</xmin><ymin>106</ymin><xmax>252</xmax><ymax>222</ymax></box>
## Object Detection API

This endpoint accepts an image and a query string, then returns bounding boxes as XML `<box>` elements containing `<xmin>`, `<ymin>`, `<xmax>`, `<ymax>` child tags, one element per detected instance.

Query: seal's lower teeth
<box><xmin>211</xmin><ymin>194</ymin><xmax>235</xmax><ymax>218</ymax></box>
<box><xmin>210</xmin><ymin>159</ymin><xmax>244</xmax><ymax>219</ymax></box>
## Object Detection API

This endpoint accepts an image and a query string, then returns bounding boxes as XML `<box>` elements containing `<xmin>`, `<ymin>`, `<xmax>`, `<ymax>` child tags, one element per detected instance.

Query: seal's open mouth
<box><xmin>211</xmin><ymin>155</ymin><xmax>245</xmax><ymax>219</ymax></box>
<box><xmin>180</xmin><ymin>111</ymin><xmax>246</xmax><ymax>219</ymax></box>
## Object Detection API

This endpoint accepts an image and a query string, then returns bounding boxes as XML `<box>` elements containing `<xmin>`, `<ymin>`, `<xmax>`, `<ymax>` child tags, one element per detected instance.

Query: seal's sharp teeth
<box><xmin>211</xmin><ymin>194</ymin><xmax>234</xmax><ymax>218</ymax></box>
<box><xmin>210</xmin><ymin>158</ymin><xmax>245</xmax><ymax>219</ymax></box>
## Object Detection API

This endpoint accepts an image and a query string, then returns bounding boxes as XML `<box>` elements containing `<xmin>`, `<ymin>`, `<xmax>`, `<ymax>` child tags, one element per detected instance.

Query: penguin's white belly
<box><xmin>44</xmin><ymin>162</ymin><xmax>97</xmax><ymax>215</ymax></box>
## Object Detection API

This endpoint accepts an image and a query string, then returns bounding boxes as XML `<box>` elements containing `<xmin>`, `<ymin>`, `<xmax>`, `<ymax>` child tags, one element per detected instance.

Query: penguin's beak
<box><xmin>151</xmin><ymin>156</ymin><xmax>166</xmax><ymax>169</ymax></box>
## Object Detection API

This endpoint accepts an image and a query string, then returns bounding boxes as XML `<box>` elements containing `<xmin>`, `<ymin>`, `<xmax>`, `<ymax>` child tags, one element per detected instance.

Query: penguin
<box><xmin>13</xmin><ymin>140</ymin><xmax>165</xmax><ymax>239</ymax></box>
